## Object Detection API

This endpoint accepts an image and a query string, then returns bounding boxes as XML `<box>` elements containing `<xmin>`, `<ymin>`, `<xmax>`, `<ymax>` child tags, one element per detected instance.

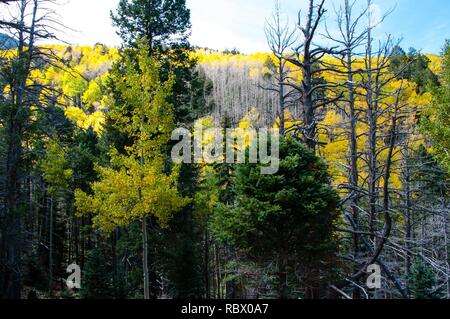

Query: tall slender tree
<box><xmin>263</xmin><ymin>1</ymin><xmax>297</xmax><ymax>136</ymax></box>
<box><xmin>282</xmin><ymin>0</ymin><xmax>342</xmax><ymax>149</ymax></box>
<box><xmin>0</xmin><ymin>0</ymin><xmax>61</xmax><ymax>299</ymax></box>
<box><xmin>75</xmin><ymin>45</ymin><xmax>189</xmax><ymax>299</ymax></box>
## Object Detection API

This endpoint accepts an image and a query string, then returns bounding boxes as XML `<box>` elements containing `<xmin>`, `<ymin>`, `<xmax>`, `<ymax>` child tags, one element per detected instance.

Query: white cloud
<box><xmin>34</xmin><ymin>0</ymin><xmax>390</xmax><ymax>53</ymax></box>
<box><xmin>190</xmin><ymin>19</ymin><xmax>267</xmax><ymax>53</ymax></box>
<box><xmin>187</xmin><ymin>0</ymin><xmax>272</xmax><ymax>53</ymax></box>
<box><xmin>43</xmin><ymin>0</ymin><xmax>121</xmax><ymax>46</ymax></box>
<box><xmin>368</xmin><ymin>3</ymin><xmax>383</xmax><ymax>29</ymax></box>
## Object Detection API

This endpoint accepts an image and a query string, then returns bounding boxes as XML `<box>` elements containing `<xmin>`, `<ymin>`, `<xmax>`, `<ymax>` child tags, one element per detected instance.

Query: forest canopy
<box><xmin>0</xmin><ymin>0</ymin><xmax>449</xmax><ymax>301</ymax></box>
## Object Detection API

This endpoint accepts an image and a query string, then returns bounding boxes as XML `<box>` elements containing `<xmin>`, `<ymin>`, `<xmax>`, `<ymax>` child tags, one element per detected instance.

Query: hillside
<box><xmin>0</xmin><ymin>33</ymin><xmax>17</xmax><ymax>49</ymax></box>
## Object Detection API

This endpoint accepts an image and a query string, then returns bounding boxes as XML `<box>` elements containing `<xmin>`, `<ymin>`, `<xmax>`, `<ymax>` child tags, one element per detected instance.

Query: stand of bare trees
<box><xmin>261</xmin><ymin>0</ymin><xmax>449</xmax><ymax>299</ymax></box>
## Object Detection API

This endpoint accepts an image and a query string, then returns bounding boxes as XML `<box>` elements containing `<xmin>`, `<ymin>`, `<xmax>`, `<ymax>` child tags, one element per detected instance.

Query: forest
<box><xmin>0</xmin><ymin>0</ymin><xmax>449</xmax><ymax>300</ymax></box>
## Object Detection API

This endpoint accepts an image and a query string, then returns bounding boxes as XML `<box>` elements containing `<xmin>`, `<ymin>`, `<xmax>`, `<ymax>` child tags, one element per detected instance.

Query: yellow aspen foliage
<box><xmin>75</xmin><ymin>156</ymin><xmax>187</xmax><ymax>233</ymax></box>
<box><xmin>75</xmin><ymin>44</ymin><xmax>189</xmax><ymax>233</ymax></box>
<box><xmin>82</xmin><ymin>80</ymin><xmax>103</xmax><ymax>106</ymax></box>
<box><xmin>41</xmin><ymin>140</ymin><xmax>73</xmax><ymax>197</ymax></box>
<box><xmin>273</xmin><ymin>110</ymin><xmax>302</xmax><ymax>134</ymax></box>
<box><xmin>65</xmin><ymin>106</ymin><xmax>89</xmax><ymax>128</ymax></box>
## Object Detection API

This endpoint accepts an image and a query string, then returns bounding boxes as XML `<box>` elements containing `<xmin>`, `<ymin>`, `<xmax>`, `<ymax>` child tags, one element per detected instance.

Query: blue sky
<box><xmin>373</xmin><ymin>0</ymin><xmax>450</xmax><ymax>53</ymax></box>
<box><xmin>49</xmin><ymin>0</ymin><xmax>449</xmax><ymax>54</ymax></box>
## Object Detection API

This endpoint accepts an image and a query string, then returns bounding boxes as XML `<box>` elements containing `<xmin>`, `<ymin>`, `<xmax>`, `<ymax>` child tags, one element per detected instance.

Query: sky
<box><xmin>41</xmin><ymin>0</ymin><xmax>450</xmax><ymax>54</ymax></box>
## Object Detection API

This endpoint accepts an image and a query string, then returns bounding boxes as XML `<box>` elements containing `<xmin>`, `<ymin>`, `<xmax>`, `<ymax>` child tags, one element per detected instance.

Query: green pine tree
<box><xmin>211</xmin><ymin>137</ymin><xmax>340</xmax><ymax>299</ymax></box>
<box><xmin>111</xmin><ymin>0</ymin><xmax>191</xmax><ymax>50</ymax></box>
<box><xmin>421</xmin><ymin>41</ymin><xmax>450</xmax><ymax>170</ymax></box>
<box><xmin>81</xmin><ymin>247</ymin><xmax>113</xmax><ymax>299</ymax></box>
<box><xmin>409</xmin><ymin>259</ymin><xmax>439</xmax><ymax>299</ymax></box>
<box><xmin>389</xmin><ymin>46</ymin><xmax>439</xmax><ymax>93</ymax></box>
<box><xmin>110</xmin><ymin>0</ymin><xmax>213</xmax><ymax>299</ymax></box>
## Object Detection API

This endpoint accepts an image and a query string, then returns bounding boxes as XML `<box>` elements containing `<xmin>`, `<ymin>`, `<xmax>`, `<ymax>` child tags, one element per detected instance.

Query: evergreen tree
<box><xmin>81</xmin><ymin>247</ymin><xmax>112</xmax><ymax>299</ymax></box>
<box><xmin>110</xmin><ymin>0</ymin><xmax>213</xmax><ymax>298</ymax></box>
<box><xmin>111</xmin><ymin>0</ymin><xmax>210</xmax><ymax>123</ymax></box>
<box><xmin>409</xmin><ymin>259</ymin><xmax>438</xmax><ymax>299</ymax></box>
<box><xmin>390</xmin><ymin>46</ymin><xmax>440</xmax><ymax>93</ymax></box>
<box><xmin>421</xmin><ymin>41</ymin><xmax>450</xmax><ymax>170</ymax></box>
<box><xmin>410</xmin><ymin>145</ymin><xmax>448</xmax><ymax>204</ymax></box>
<box><xmin>40</xmin><ymin>139</ymin><xmax>73</xmax><ymax>292</ymax></box>
<box><xmin>111</xmin><ymin>0</ymin><xmax>191</xmax><ymax>51</ymax></box>
<box><xmin>211</xmin><ymin>137</ymin><xmax>340</xmax><ymax>299</ymax></box>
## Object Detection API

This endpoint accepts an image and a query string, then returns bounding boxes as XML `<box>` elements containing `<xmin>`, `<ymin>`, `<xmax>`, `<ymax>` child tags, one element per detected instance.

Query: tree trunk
<box><xmin>278</xmin><ymin>61</ymin><xmax>286</xmax><ymax>136</ymax></box>
<box><xmin>345</xmin><ymin>25</ymin><xmax>361</xmax><ymax>298</ymax></box>
<box><xmin>142</xmin><ymin>217</ymin><xmax>150</xmax><ymax>300</ymax></box>
<box><xmin>49</xmin><ymin>198</ymin><xmax>53</xmax><ymax>292</ymax></box>
<box><xmin>443</xmin><ymin>189</ymin><xmax>450</xmax><ymax>299</ymax></box>
<box><xmin>277</xmin><ymin>252</ymin><xmax>288</xmax><ymax>299</ymax></box>
<box><xmin>214</xmin><ymin>244</ymin><xmax>222</xmax><ymax>299</ymax></box>
<box><xmin>403</xmin><ymin>151</ymin><xmax>412</xmax><ymax>295</ymax></box>
<box><xmin>204</xmin><ymin>229</ymin><xmax>210</xmax><ymax>299</ymax></box>
<box><xmin>225</xmin><ymin>246</ymin><xmax>237</xmax><ymax>299</ymax></box>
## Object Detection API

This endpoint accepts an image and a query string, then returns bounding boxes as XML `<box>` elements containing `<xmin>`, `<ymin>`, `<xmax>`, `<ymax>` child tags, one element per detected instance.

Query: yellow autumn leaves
<box><xmin>74</xmin><ymin>45</ymin><xmax>189</xmax><ymax>234</ymax></box>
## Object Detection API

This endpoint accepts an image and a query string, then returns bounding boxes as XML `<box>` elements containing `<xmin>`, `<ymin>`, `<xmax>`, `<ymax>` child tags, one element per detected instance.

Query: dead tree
<box><xmin>281</xmin><ymin>0</ymin><xmax>343</xmax><ymax>150</ymax></box>
<box><xmin>0</xmin><ymin>0</ymin><xmax>61</xmax><ymax>299</ymax></box>
<box><xmin>325</xmin><ymin>0</ymin><xmax>413</xmax><ymax>299</ymax></box>
<box><xmin>325</xmin><ymin>0</ymin><xmax>369</xmax><ymax>298</ymax></box>
<box><xmin>263</xmin><ymin>0</ymin><xmax>296</xmax><ymax>136</ymax></box>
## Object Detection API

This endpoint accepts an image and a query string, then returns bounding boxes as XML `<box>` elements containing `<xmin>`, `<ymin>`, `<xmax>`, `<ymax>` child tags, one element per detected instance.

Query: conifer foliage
<box><xmin>0</xmin><ymin>0</ymin><xmax>449</xmax><ymax>300</ymax></box>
